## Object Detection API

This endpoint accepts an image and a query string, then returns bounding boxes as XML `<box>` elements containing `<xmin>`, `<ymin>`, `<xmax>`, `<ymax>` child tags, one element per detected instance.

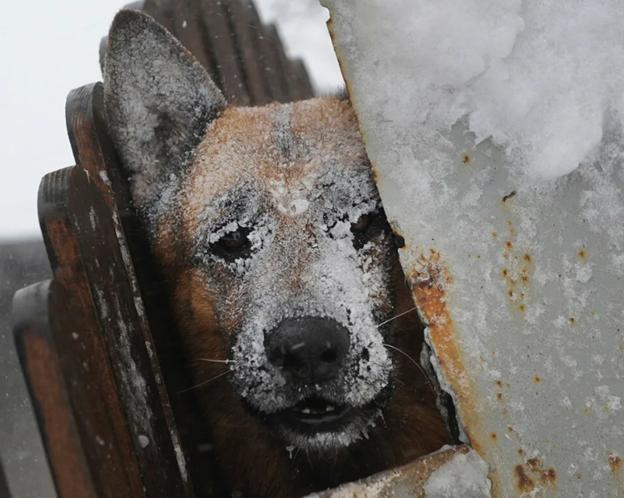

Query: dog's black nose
<box><xmin>265</xmin><ymin>317</ymin><xmax>350</xmax><ymax>384</ymax></box>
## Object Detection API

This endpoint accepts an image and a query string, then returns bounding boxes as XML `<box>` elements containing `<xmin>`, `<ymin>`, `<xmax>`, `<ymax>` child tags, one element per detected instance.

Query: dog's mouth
<box><xmin>274</xmin><ymin>397</ymin><xmax>352</xmax><ymax>433</ymax></box>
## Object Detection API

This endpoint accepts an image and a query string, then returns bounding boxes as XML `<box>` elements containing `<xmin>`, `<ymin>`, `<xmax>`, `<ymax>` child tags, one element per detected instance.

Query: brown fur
<box><xmin>151</xmin><ymin>99</ymin><xmax>452</xmax><ymax>497</ymax></box>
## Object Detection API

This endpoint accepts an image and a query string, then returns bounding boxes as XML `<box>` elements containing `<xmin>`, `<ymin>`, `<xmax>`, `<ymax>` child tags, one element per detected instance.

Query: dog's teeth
<box><xmin>301</xmin><ymin>408</ymin><xmax>311</xmax><ymax>414</ymax></box>
<box><xmin>326</xmin><ymin>405</ymin><xmax>335</xmax><ymax>412</ymax></box>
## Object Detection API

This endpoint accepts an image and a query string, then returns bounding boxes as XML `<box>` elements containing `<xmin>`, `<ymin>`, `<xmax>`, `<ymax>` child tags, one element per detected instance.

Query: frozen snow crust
<box><xmin>325</xmin><ymin>1</ymin><xmax>624</xmax><ymax>495</ymax></box>
<box><xmin>327</xmin><ymin>0</ymin><xmax>624</xmax><ymax>179</ymax></box>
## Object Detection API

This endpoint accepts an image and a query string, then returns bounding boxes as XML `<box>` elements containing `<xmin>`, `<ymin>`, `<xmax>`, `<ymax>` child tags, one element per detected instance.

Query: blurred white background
<box><xmin>0</xmin><ymin>0</ymin><xmax>342</xmax><ymax>240</ymax></box>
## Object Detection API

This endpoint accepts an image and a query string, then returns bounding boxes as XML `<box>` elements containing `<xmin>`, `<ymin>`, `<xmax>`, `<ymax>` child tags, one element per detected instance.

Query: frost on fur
<box><xmin>102</xmin><ymin>8</ymin><xmax>446</xmax><ymax>461</ymax></box>
<box><xmin>162</xmin><ymin>98</ymin><xmax>399</xmax><ymax>451</ymax></box>
<box><xmin>188</xmin><ymin>103</ymin><xmax>395</xmax><ymax>449</ymax></box>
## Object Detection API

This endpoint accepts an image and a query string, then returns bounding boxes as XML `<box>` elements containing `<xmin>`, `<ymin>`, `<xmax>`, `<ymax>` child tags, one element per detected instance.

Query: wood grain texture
<box><xmin>14</xmin><ymin>281</ymin><xmax>98</xmax><ymax>498</ymax></box>
<box><xmin>142</xmin><ymin>0</ymin><xmax>315</xmax><ymax>105</ymax></box>
<box><xmin>13</xmin><ymin>84</ymin><xmax>196</xmax><ymax>498</ymax></box>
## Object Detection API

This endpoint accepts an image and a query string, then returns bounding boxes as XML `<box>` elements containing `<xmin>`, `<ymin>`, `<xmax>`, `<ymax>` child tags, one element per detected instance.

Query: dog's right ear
<box><xmin>103</xmin><ymin>10</ymin><xmax>225</xmax><ymax>216</ymax></box>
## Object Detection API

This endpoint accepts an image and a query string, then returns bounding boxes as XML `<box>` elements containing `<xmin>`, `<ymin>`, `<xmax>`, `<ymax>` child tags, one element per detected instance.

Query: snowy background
<box><xmin>0</xmin><ymin>1</ymin><xmax>342</xmax><ymax>496</ymax></box>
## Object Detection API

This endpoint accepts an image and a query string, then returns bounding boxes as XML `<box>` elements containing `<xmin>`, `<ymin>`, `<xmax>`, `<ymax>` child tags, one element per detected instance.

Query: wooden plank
<box><xmin>13</xmin><ymin>84</ymin><xmax>197</xmax><ymax>498</ymax></box>
<box><xmin>200</xmin><ymin>0</ymin><xmax>250</xmax><ymax>105</ymax></box>
<box><xmin>172</xmin><ymin>0</ymin><xmax>217</xmax><ymax>76</ymax></box>
<box><xmin>241</xmin><ymin>3</ymin><xmax>286</xmax><ymax>103</ymax></box>
<box><xmin>142</xmin><ymin>0</ymin><xmax>176</xmax><ymax>31</ymax></box>
<box><xmin>64</xmin><ymin>83</ymin><xmax>195</xmax><ymax>498</ymax></box>
<box><xmin>90</xmin><ymin>52</ymin><xmax>221</xmax><ymax>493</ymax></box>
<box><xmin>288</xmin><ymin>58</ymin><xmax>315</xmax><ymax>102</ymax></box>
<box><xmin>13</xmin><ymin>281</ymin><xmax>98</xmax><ymax>498</ymax></box>
<box><xmin>256</xmin><ymin>22</ymin><xmax>290</xmax><ymax>103</ymax></box>
<box><xmin>37</xmin><ymin>166</ymin><xmax>148</xmax><ymax>498</ymax></box>
<box><xmin>224</xmin><ymin>0</ymin><xmax>272</xmax><ymax>105</ymax></box>
<box><xmin>268</xmin><ymin>23</ymin><xmax>298</xmax><ymax>102</ymax></box>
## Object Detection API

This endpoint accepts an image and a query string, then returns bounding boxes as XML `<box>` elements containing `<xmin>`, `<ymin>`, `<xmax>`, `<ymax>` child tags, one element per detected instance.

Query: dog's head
<box><xmin>104</xmin><ymin>11</ymin><xmax>407</xmax><ymax>452</ymax></box>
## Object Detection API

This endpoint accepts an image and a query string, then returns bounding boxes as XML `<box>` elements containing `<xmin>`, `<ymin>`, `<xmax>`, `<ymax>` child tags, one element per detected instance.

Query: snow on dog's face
<box><xmin>177</xmin><ymin>100</ymin><xmax>396</xmax><ymax>450</ymax></box>
<box><xmin>103</xmin><ymin>11</ymin><xmax>399</xmax><ymax>452</ymax></box>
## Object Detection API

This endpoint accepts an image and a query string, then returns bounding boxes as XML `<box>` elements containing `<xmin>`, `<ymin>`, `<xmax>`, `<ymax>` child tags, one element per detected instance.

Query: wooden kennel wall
<box><xmin>12</xmin><ymin>1</ymin><xmax>314</xmax><ymax>497</ymax></box>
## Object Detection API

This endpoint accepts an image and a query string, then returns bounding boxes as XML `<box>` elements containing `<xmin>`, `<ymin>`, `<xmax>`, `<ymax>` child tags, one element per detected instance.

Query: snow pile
<box><xmin>423</xmin><ymin>449</ymin><xmax>491</xmax><ymax>498</ymax></box>
<box><xmin>325</xmin><ymin>2</ymin><xmax>624</xmax><ymax>496</ymax></box>
<box><xmin>324</xmin><ymin>0</ymin><xmax>624</xmax><ymax>179</ymax></box>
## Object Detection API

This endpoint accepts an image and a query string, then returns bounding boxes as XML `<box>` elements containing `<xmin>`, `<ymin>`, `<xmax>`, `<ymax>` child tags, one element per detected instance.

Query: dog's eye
<box><xmin>210</xmin><ymin>227</ymin><xmax>252</xmax><ymax>261</ymax></box>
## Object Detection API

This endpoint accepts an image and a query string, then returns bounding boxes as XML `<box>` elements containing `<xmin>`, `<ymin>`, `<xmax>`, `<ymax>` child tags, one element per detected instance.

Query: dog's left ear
<box><xmin>103</xmin><ymin>9</ymin><xmax>226</xmax><ymax>214</ymax></box>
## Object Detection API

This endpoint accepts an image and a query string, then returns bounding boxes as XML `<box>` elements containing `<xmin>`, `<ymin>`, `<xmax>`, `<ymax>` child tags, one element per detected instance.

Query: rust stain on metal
<box><xmin>541</xmin><ymin>468</ymin><xmax>557</xmax><ymax>484</ymax></box>
<box><xmin>609</xmin><ymin>453</ymin><xmax>622</xmax><ymax>473</ymax></box>
<box><xmin>577</xmin><ymin>248</ymin><xmax>589</xmax><ymax>263</ymax></box>
<box><xmin>514</xmin><ymin>457</ymin><xmax>557</xmax><ymax>493</ymax></box>
<box><xmin>405</xmin><ymin>250</ymin><xmax>487</xmax><ymax>460</ymax></box>
<box><xmin>514</xmin><ymin>460</ymin><xmax>557</xmax><ymax>493</ymax></box>
<box><xmin>495</xmin><ymin>380</ymin><xmax>505</xmax><ymax>402</ymax></box>
<box><xmin>533</xmin><ymin>376</ymin><xmax>542</xmax><ymax>384</ymax></box>
<box><xmin>325</xmin><ymin>18</ymin><xmax>494</xmax><ymax>494</ymax></box>
<box><xmin>463</xmin><ymin>154</ymin><xmax>471</xmax><ymax>164</ymax></box>
<box><xmin>501</xmin><ymin>220</ymin><xmax>534</xmax><ymax>315</ymax></box>
<box><xmin>514</xmin><ymin>465</ymin><xmax>535</xmax><ymax>493</ymax></box>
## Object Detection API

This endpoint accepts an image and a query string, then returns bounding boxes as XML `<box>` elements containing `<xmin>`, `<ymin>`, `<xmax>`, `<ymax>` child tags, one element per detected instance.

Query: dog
<box><xmin>103</xmin><ymin>10</ymin><xmax>452</xmax><ymax>497</ymax></box>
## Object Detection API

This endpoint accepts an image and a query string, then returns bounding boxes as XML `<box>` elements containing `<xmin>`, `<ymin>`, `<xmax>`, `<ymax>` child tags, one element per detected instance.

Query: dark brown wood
<box><xmin>225</xmin><ymin>0</ymin><xmax>273</xmax><ymax>105</ymax></box>
<box><xmin>33</xmin><ymin>165</ymin><xmax>148</xmax><ymax>498</ymax></box>
<box><xmin>13</xmin><ymin>83</ymin><xmax>196</xmax><ymax>498</ymax></box>
<box><xmin>199</xmin><ymin>0</ymin><xmax>250</xmax><ymax>105</ymax></box>
<box><xmin>288</xmin><ymin>59</ymin><xmax>315</xmax><ymax>102</ymax></box>
<box><xmin>14</xmin><ymin>281</ymin><xmax>98</xmax><ymax>498</ymax></box>
<box><xmin>251</xmin><ymin>10</ymin><xmax>290</xmax><ymax>103</ymax></box>
<box><xmin>174</xmin><ymin>0</ymin><xmax>216</xmax><ymax>74</ymax></box>
<box><xmin>65</xmin><ymin>83</ymin><xmax>195</xmax><ymax>498</ymax></box>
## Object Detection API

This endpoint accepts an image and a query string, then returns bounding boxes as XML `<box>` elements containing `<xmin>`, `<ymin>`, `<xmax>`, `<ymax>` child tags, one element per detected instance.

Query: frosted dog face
<box><xmin>104</xmin><ymin>11</ymin><xmax>398</xmax><ymax>451</ymax></box>
<box><xmin>182</xmin><ymin>102</ymin><xmax>395</xmax><ymax>449</ymax></box>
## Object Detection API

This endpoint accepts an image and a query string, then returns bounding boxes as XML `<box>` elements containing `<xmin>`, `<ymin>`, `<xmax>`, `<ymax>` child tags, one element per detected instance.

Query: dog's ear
<box><xmin>103</xmin><ymin>10</ymin><xmax>225</xmax><ymax>216</ymax></box>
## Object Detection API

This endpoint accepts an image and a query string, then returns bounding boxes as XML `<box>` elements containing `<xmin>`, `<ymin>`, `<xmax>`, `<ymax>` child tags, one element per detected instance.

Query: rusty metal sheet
<box><xmin>323</xmin><ymin>1</ymin><xmax>624</xmax><ymax>496</ymax></box>
<box><xmin>306</xmin><ymin>446</ymin><xmax>490</xmax><ymax>498</ymax></box>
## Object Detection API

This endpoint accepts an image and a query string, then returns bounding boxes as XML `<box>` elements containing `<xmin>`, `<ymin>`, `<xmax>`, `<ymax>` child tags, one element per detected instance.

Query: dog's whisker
<box><xmin>179</xmin><ymin>370</ymin><xmax>231</xmax><ymax>394</ymax></box>
<box><xmin>377</xmin><ymin>306</ymin><xmax>419</xmax><ymax>328</ymax></box>
<box><xmin>382</xmin><ymin>343</ymin><xmax>436</xmax><ymax>392</ymax></box>
<box><xmin>193</xmin><ymin>358</ymin><xmax>237</xmax><ymax>365</ymax></box>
